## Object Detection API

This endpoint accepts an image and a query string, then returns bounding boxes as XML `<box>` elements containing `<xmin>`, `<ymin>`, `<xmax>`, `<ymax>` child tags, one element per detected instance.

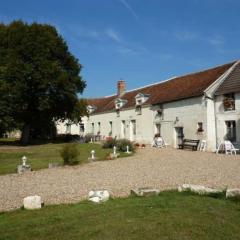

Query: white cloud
<box><xmin>118</xmin><ymin>0</ymin><xmax>139</xmax><ymax>20</ymax></box>
<box><xmin>105</xmin><ymin>29</ymin><xmax>121</xmax><ymax>42</ymax></box>
<box><xmin>117</xmin><ymin>45</ymin><xmax>148</xmax><ymax>56</ymax></box>
<box><xmin>174</xmin><ymin>31</ymin><xmax>198</xmax><ymax>41</ymax></box>
<box><xmin>208</xmin><ymin>35</ymin><xmax>225</xmax><ymax>46</ymax></box>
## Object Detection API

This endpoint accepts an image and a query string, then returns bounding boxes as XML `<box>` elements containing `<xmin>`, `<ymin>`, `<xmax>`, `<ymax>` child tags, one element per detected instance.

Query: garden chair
<box><xmin>224</xmin><ymin>140</ymin><xmax>239</xmax><ymax>155</ymax></box>
<box><xmin>152</xmin><ymin>137</ymin><xmax>164</xmax><ymax>148</ymax></box>
<box><xmin>199</xmin><ymin>140</ymin><xmax>207</xmax><ymax>151</ymax></box>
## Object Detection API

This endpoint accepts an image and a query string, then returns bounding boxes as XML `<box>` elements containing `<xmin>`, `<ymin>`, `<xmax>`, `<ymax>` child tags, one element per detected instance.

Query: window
<box><xmin>79</xmin><ymin>123</ymin><xmax>84</xmax><ymax>134</ymax></box>
<box><xmin>197</xmin><ymin>122</ymin><xmax>203</xmax><ymax>132</ymax></box>
<box><xmin>115</xmin><ymin>98</ymin><xmax>127</xmax><ymax>109</ymax></box>
<box><xmin>87</xmin><ymin>105</ymin><xmax>97</xmax><ymax>114</ymax></box>
<box><xmin>66</xmin><ymin>124</ymin><xmax>71</xmax><ymax>134</ymax></box>
<box><xmin>121</xmin><ymin>120</ymin><xmax>126</xmax><ymax>137</ymax></box>
<box><xmin>155</xmin><ymin>124</ymin><xmax>161</xmax><ymax>135</ymax></box>
<box><xmin>116</xmin><ymin>109</ymin><xmax>120</xmax><ymax>117</ymax></box>
<box><xmin>109</xmin><ymin>121</ymin><xmax>113</xmax><ymax>136</ymax></box>
<box><xmin>132</xmin><ymin>120</ymin><xmax>136</xmax><ymax>135</ymax></box>
<box><xmin>135</xmin><ymin>93</ymin><xmax>150</xmax><ymax>106</ymax></box>
<box><xmin>223</xmin><ymin>93</ymin><xmax>235</xmax><ymax>111</ymax></box>
<box><xmin>225</xmin><ymin>121</ymin><xmax>236</xmax><ymax>142</ymax></box>
<box><xmin>98</xmin><ymin>122</ymin><xmax>101</xmax><ymax>134</ymax></box>
<box><xmin>137</xmin><ymin>99</ymin><xmax>142</xmax><ymax>105</ymax></box>
<box><xmin>135</xmin><ymin>105</ymin><xmax>142</xmax><ymax>115</ymax></box>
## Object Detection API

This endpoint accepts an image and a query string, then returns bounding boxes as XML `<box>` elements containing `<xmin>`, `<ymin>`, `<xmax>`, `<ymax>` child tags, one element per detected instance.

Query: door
<box><xmin>129</xmin><ymin>120</ymin><xmax>136</xmax><ymax>141</ymax></box>
<box><xmin>121</xmin><ymin>120</ymin><xmax>126</xmax><ymax>138</ymax></box>
<box><xmin>160</xmin><ymin>122</ymin><xmax>174</xmax><ymax>146</ymax></box>
<box><xmin>175</xmin><ymin>127</ymin><xmax>184</xmax><ymax>147</ymax></box>
<box><xmin>155</xmin><ymin>123</ymin><xmax>161</xmax><ymax>135</ymax></box>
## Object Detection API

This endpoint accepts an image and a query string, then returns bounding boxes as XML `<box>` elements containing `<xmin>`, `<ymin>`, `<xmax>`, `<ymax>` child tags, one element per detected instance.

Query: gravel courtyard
<box><xmin>1</xmin><ymin>147</ymin><xmax>240</xmax><ymax>211</ymax></box>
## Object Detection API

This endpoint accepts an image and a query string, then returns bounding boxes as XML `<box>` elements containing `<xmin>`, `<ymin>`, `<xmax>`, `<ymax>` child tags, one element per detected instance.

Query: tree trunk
<box><xmin>20</xmin><ymin>124</ymin><xmax>30</xmax><ymax>145</ymax></box>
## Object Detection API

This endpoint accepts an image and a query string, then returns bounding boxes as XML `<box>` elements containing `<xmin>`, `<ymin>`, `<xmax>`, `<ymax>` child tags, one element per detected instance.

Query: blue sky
<box><xmin>1</xmin><ymin>0</ymin><xmax>240</xmax><ymax>97</ymax></box>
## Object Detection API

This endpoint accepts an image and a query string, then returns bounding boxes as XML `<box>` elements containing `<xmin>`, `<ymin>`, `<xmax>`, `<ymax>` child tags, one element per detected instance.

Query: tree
<box><xmin>0</xmin><ymin>21</ymin><xmax>86</xmax><ymax>144</ymax></box>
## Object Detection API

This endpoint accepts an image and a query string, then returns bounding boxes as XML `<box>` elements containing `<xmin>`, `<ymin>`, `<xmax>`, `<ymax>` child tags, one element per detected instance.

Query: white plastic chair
<box><xmin>152</xmin><ymin>137</ymin><xmax>166</xmax><ymax>148</ymax></box>
<box><xmin>224</xmin><ymin>140</ymin><xmax>239</xmax><ymax>155</ymax></box>
<box><xmin>199</xmin><ymin>140</ymin><xmax>207</xmax><ymax>151</ymax></box>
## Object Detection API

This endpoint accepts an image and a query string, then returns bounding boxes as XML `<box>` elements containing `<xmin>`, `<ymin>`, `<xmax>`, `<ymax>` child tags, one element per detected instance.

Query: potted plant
<box><xmin>154</xmin><ymin>133</ymin><xmax>161</xmax><ymax>138</ymax></box>
<box><xmin>135</xmin><ymin>143</ymin><xmax>140</xmax><ymax>148</ymax></box>
<box><xmin>197</xmin><ymin>127</ymin><xmax>204</xmax><ymax>133</ymax></box>
<box><xmin>223</xmin><ymin>97</ymin><xmax>235</xmax><ymax>110</ymax></box>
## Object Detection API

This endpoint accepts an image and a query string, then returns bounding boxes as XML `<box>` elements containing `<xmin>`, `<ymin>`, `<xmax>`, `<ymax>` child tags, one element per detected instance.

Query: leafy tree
<box><xmin>0</xmin><ymin>21</ymin><xmax>86</xmax><ymax>144</ymax></box>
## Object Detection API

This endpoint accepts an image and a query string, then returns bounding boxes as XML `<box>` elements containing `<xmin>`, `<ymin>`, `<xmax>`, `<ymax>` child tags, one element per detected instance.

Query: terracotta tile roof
<box><xmin>87</xmin><ymin>61</ymin><xmax>236</xmax><ymax>114</ymax></box>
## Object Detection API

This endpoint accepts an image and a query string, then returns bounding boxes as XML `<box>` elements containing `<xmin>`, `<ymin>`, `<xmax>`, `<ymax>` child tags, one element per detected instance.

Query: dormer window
<box><xmin>115</xmin><ymin>98</ymin><xmax>127</xmax><ymax>109</ymax></box>
<box><xmin>135</xmin><ymin>93</ymin><xmax>150</xmax><ymax>106</ymax></box>
<box><xmin>87</xmin><ymin>105</ymin><xmax>97</xmax><ymax>114</ymax></box>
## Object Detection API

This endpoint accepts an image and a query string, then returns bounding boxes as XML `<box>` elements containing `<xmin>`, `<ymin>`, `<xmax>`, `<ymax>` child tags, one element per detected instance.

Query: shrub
<box><xmin>102</xmin><ymin>137</ymin><xmax>116</xmax><ymax>149</ymax></box>
<box><xmin>116</xmin><ymin>139</ymin><xmax>134</xmax><ymax>152</ymax></box>
<box><xmin>60</xmin><ymin>143</ymin><xmax>80</xmax><ymax>165</ymax></box>
<box><xmin>84</xmin><ymin>134</ymin><xmax>94</xmax><ymax>143</ymax></box>
<box><xmin>55</xmin><ymin>134</ymin><xmax>81</xmax><ymax>143</ymax></box>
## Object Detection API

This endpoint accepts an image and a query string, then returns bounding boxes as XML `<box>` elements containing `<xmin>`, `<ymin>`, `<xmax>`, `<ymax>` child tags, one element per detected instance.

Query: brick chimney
<box><xmin>117</xmin><ymin>79</ymin><xmax>126</xmax><ymax>97</ymax></box>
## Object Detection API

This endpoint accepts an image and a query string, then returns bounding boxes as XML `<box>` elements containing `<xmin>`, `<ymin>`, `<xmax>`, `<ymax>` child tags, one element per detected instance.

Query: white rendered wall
<box><xmin>56</xmin><ymin>96</ymin><xmax>214</xmax><ymax>149</ymax></box>
<box><xmin>157</xmin><ymin>97</ymin><xmax>207</xmax><ymax>147</ymax></box>
<box><xmin>56</xmin><ymin>117</ymin><xmax>88</xmax><ymax>135</ymax></box>
<box><xmin>85</xmin><ymin>96</ymin><xmax>208</xmax><ymax>148</ymax></box>
<box><xmin>86</xmin><ymin>106</ymin><xmax>155</xmax><ymax>143</ymax></box>
<box><xmin>214</xmin><ymin>93</ymin><xmax>240</xmax><ymax>148</ymax></box>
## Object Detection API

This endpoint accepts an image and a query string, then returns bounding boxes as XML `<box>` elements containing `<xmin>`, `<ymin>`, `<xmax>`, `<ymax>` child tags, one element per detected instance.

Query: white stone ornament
<box><xmin>22</xmin><ymin>156</ymin><xmax>27</xmax><ymax>166</ymax></box>
<box><xmin>91</xmin><ymin>150</ymin><xmax>95</xmax><ymax>160</ymax></box>
<box><xmin>18</xmin><ymin>156</ymin><xmax>31</xmax><ymax>174</ymax></box>
<box><xmin>113</xmin><ymin>146</ymin><xmax>117</xmax><ymax>155</ymax></box>
<box><xmin>125</xmin><ymin>145</ymin><xmax>132</xmax><ymax>154</ymax></box>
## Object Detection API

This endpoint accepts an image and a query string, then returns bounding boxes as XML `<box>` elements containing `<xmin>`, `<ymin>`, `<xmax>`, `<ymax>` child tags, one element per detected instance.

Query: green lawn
<box><xmin>0</xmin><ymin>192</ymin><xmax>239</xmax><ymax>240</ymax></box>
<box><xmin>0</xmin><ymin>143</ymin><xmax>130</xmax><ymax>175</ymax></box>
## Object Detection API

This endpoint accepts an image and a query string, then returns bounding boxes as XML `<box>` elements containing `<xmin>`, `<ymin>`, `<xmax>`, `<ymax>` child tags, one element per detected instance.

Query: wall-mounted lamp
<box><xmin>174</xmin><ymin>117</ymin><xmax>179</xmax><ymax>124</ymax></box>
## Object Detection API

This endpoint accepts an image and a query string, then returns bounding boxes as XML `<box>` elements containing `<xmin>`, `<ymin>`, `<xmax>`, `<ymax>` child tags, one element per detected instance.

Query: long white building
<box><xmin>57</xmin><ymin>60</ymin><xmax>240</xmax><ymax>151</ymax></box>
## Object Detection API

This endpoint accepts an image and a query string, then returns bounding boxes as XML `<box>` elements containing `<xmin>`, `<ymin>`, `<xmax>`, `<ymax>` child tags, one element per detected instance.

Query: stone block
<box><xmin>88</xmin><ymin>190</ymin><xmax>110</xmax><ymax>203</ymax></box>
<box><xmin>23</xmin><ymin>195</ymin><xmax>42</xmax><ymax>210</ymax></box>
<box><xmin>226</xmin><ymin>189</ymin><xmax>240</xmax><ymax>198</ymax></box>
<box><xmin>48</xmin><ymin>163</ymin><xmax>61</xmax><ymax>169</ymax></box>
<box><xmin>131</xmin><ymin>187</ymin><xmax>160</xmax><ymax>197</ymax></box>
<box><xmin>178</xmin><ymin>184</ymin><xmax>223</xmax><ymax>196</ymax></box>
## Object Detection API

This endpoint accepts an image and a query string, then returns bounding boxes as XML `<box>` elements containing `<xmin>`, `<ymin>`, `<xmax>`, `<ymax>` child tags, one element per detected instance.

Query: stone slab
<box><xmin>131</xmin><ymin>187</ymin><xmax>160</xmax><ymax>197</ymax></box>
<box><xmin>226</xmin><ymin>188</ymin><xmax>240</xmax><ymax>198</ymax></box>
<box><xmin>23</xmin><ymin>195</ymin><xmax>42</xmax><ymax>210</ymax></box>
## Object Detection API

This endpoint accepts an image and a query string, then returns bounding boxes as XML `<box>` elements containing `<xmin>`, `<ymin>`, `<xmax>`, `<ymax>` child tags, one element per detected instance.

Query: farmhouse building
<box><xmin>57</xmin><ymin>60</ymin><xmax>240</xmax><ymax>151</ymax></box>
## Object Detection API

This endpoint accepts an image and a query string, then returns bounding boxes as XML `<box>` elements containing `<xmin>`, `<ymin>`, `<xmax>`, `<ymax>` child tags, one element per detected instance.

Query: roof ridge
<box><xmin>172</xmin><ymin>60</ymin><xmax>237</xmax><ymax>80</ymax></box>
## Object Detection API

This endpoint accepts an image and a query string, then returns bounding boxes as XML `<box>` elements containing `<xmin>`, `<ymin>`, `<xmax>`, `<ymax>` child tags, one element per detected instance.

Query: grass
<box><xmin>0</xmin><ymin>191</ymin><xmax>240</xmax><ymax>240</ymax></box>
<box><xmin>0</xmin><ymin>142</ymin><xmax>131</xmax><ymax>175</ymax></box>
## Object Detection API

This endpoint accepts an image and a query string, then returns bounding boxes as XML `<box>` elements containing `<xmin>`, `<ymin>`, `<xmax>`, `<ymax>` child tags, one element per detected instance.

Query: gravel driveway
<box><xmin>1</xmin><ymin>147</ymin><xmax>240</xmax><ymax>211</ymax></box>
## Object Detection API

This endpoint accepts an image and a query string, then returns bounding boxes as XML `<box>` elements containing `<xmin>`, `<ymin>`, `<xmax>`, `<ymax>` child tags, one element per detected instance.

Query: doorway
<box><xmin>155</xmin><ymin>123</ymin><xmax>161</xmax><ymax>135</ymax></box>
<box><xmin>175</xmin><ymin>127</ymin><xmax>184</xmax><ymax>147</ymax></box>
<box><xmin>121</xmin><ymin>120</ymin><xmax>126</xmax><ymax>138</ymax></box>
<box><xmin>129</xmin><ymin>120</ymin><xmax>136</xmax><ymax>141</ymax></box>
